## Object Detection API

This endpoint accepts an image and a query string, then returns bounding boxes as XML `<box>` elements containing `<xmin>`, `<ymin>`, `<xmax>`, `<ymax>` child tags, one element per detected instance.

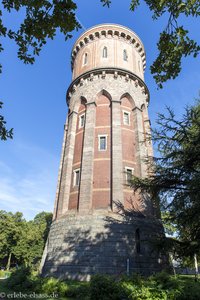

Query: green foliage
<box><xmin>0</xmin><ymin>270</ymin><xmax>11</xmax><ymax>278</ymax></box>
<box><xmin>151</xmin><ymin>27</ymin><xmax>200</xmax><ymax>88</ymax></box>
<box><xmin>161</xmin><ymin>212</ymin><xmax>177</xmax><ymax>236</ymax></box>
<box><xmin>0</xmin><ymin>210</ymin><xmax>52</xmax><ymax>269</ymax></box>
<box><xmin>177</xmin><ymin>278</ymin><xmax>200</xmax><ymax>300</ymax></box>
<box><xmin>90</xmin><ymin>274</ymin><xmax>124</xmax><ymax>300</ymax></box>
<box><xmin>89</xmin><ymin>273</ymin><xmax>182</xmax><ymax>300</ymax></box>
<box><xmin>14</xmin><ymin>211</ymin><xmax>52</xmax><ymax>268</ymax></box>
<box><xmin>2</xmin><ymin>272</ymin><xmax>200</xmax><ymax>299</ymax></box>
<box><xmin>63</xmin><ymin>280</ymin><xmax>90</xmax><ymax>299</ymax></box>
<box><xmin>41</xmin><ymin>277</ymin><xmax>66</xmax><ymax>295</ymax></box>
<box><xmin>131</xmin><ymin>101</ymin><xmax>200</xmax><ymax>259</ymax></box>
<box><xmin>122</xmin><ymin>282</ymin><xmax>168</xmax><ymax>300</ymax></box>
<box><xmin>37</xmin><ymin>277</ymin><xmax>90</xmax><ymax>298</ymax></box>
<box><xmin>1</xmin><ymin>0</ymin><xmax>80</xmax><ymax>66</ymax></box>
<box><xmin>5</xmin><ymin>266</ymin><xmax>34</xmax><ymax>291</ymax></box>
<box><xmin>0</xmin><ymin>102</ymin><xmax>13</xmax><ymax>140</ymax></box>
<box><xmin>129</xmin><ymin>0</ymin><xmax>200</xmax><ymax>87</ymax></box>
<box><xmin>0</xmin><ymin>210</ymin><xmax>24</xmax><ymax>269</ymax></box>
<box><xmin>116</xmin><ymin>0</ymin><xmax>200</xmax><ymax>87</ymax></box>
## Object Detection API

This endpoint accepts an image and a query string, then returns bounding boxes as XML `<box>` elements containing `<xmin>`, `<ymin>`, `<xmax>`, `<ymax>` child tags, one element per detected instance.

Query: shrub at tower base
<box><xmin>2</xmin><ymin>269</ymin><xmax>200</xmax><ymax>300</ymax></box>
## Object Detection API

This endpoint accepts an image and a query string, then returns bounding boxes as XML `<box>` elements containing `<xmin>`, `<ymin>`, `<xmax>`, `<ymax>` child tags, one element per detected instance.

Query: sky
<box><xmin>0</xmin><ymin>0</ymin><xmax>200</xmax><ymax>220</ymax></box>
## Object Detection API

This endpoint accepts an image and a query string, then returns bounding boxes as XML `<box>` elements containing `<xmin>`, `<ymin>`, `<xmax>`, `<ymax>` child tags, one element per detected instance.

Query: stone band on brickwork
<box><xmin>67</xmin><ymin>67</ymin><xmax>149</xmax><ymax>104</ymax></box>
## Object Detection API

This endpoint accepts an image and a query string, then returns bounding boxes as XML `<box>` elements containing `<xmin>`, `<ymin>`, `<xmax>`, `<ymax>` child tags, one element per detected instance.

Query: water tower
<box><xmin>41</xmin><ymin>24</ymin><xmax>166</xmax><ymax>280</ymax></box>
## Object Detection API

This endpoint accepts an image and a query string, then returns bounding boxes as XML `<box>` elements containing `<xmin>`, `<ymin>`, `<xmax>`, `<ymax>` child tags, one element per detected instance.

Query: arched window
<box><xmin>103</xmin><ymin>46</ymin><xmax>107</xmax><ymax>58</ymax></box>
<box><xmin>83</xmin><ymin>53</ymin><xmax>88</xmax><ymax>65</ymax></box>
<box><xmin>135</xmin><ymin>228</ymin><xmax>141</xmax><ymax>254</ymax></box>
<box><xmin>123</xmin><ymin>49</ymin><xmax>128</xmax><ymax>61</ymax></box>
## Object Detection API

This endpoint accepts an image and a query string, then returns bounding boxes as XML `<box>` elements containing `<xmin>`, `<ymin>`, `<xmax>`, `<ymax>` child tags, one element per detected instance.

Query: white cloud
<box><xmin>0</xmin><ymin>141</ymin><xmax>59</xmax><ymax>220</ymax></box>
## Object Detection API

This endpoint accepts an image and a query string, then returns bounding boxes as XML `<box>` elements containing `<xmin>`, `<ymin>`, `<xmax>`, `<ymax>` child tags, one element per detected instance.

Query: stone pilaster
<box><xmin>53</xmin><ymin>117</ymin><xmax>68</xmax><ymax>220</ymax></box>
<box><xmin>55</xmin><ymin>110</ymin><xmax>78</xmax><ymax>218</ymax></box>
<box><xmin>78</xmin><ymin>102</ymin><xmax>96</xmax><ymax>213</ymax></box>
<box><xmin>133</xmin><ymin>106</ymin><xmax>147</xmax><ymax>178</ymax></box>
<box><xmin>111</xmin><ymin>100</ymin><xmax>124</xmax><ymax>208</ymax></box>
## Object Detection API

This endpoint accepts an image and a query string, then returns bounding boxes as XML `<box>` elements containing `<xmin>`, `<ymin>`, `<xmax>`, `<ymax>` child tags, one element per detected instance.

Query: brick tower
<box><xmin>41</xmin><ymin>24</ymin><xmax>166</xmax><ymax>280</ymax></box>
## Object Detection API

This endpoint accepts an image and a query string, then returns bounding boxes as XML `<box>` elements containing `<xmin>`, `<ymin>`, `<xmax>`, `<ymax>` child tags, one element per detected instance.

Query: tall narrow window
<box><xmin>98</xmin><ymin>135</ymin><xmax>107</xmax><ymax>151</ymax></box>
<box><xmin>123</xmin><ymin>111</ymin><xmax>130</xmax><ymax>125</ymax></box>
<box><xmin>123</xmin><ymin>49</ymin><xmax>128</xmax><ymax>61</ymax></box>
<box><xmin>125</xmin><ymin>167</ymin><xmax>134</xmax><ymax>184</ymax></box>
<box><xmin>135</xmin><ymin>228</ymin><xmax>141</xmax><ymax>254</ymax></box>
<box><xmin>103</xmin><ymin>46</ymin><xmax>108</xmax><ymax>58</ymax></box>
<box><xmin>73</xmin><ymin>169</ymin><xmax>80</xmax><ymax>187</ymax></box>
<box><xmin>79</xmin><ymin>114</ymin><xmax>85</xmax><ymax>128</ymax></box>
<box><xmin>83</xmin><ymin>53</ymin><xmax>88</xmax><ymax>65</ymax></box>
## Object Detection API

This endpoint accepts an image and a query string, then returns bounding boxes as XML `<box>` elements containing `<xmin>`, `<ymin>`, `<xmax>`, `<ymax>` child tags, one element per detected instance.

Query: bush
<box><xmin>90</xmin><ymin>274</ymin><xmax>124</xmax><ymax>300</ymax></box>
<box><xmin>40</xmin><ymin>277</ymin><xmax>90</xmax><ymax>298</ymax></box>
<box><xmin>121</xmin><ymin>281</ymin><xmax>169</xmax><ymax>300</ymax></box>
<box><xmin>41</xmin><ymin>277</ymin><xmax>68</xmax><ymax>296</ymax></box>
<box><xmin>177</xmin><ymin>280</ymin><xmax>200</xmax><ymax>300</ymax></box>
<box><xmin>5</xmin><ymin>267</ymin><xmax>34</xmax><ymax>291</ymax></box>
<box><xmin>64</xmin><ymin>280</ymin><xmax>90</xmax><ymax>299</ymax></box>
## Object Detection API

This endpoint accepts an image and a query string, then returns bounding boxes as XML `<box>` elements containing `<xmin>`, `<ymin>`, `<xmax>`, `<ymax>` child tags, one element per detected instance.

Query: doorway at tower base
<box><xmin>41</xmin><ymin>212</ymin><xmax>168</xmax><ymax>281</ymax></box>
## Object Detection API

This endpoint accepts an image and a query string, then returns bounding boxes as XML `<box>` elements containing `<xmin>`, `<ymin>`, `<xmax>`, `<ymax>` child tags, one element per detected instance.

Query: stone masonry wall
<box><xmin>42</xmin><ymin>212</ymin><xmax>167</xmax><ymax>281</ymax></box>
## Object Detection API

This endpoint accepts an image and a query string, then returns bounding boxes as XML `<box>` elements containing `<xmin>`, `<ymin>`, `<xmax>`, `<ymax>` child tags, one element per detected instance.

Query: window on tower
<box><xmin>135</xmin><ymin>228</ymin><xmax>141</xmax><ymax>254</ymax></box>
<box><xmin>103</xmin><ymin>46</ymin><xmax>108</xmax><ymax>58</ymax></box>
<box><xmin>98</xmin><ymin>135</ymin><xmax>107</xmax><ymax>151</ymax></box>
<box><xmin>79</xmin><ymin>113</ymin><xmax>85</xmax><ymax>128</ymax></box>
<box><xmin>83</xmin><ymin>53</ymin><xmax>88</xmax><ymax>65</ymax></box>
<box><xmin>123</xmin><ymin>49</ymin><xmax>128</xmax><ymax>61</ymax></box>
<box><xmin>123</xmin><ymin>111</ymin><xmax>130</xmax><ymax>125</ymax></box>
<box><xmin>125</xmin><ymin>167</ymin><xmax>134</xmax><ymax>184</ymax></box>
<box><xmin>73</xmin><ymin>169</ymin><xmax>80</xmax><ymax>187</ymax></box>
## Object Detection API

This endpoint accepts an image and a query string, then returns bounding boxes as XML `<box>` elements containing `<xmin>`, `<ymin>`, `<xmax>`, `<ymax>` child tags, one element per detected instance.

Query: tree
<box><xmin>0</xmin><ymin>210</ymin><xmax>52</xmax><ymax>269</ymax></box>
<box><xmin>131</xmin><ymin>100</ymin><xmax>200</xmax><ymax>260</ymax></box>
<box><xmin>0</xmin><ymin>210</ymin><xmax>24</xmax><ymax>270</ymax></box>
<box><xmin>14</xmin><ymin>211</ymin><xmax>52</xmax><ymax>268</ymax></box>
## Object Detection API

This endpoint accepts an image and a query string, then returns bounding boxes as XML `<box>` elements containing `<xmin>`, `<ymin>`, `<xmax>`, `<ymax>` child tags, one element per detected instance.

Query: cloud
<box><xmin>0</xmin><ymin>141</ymin><xmax>59</xmax><ymax>220</ymax></box>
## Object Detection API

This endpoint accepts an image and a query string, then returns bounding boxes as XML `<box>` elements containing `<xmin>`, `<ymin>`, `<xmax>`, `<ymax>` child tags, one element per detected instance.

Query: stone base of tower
<box><xmin>41</xmin><ymin>212</ymin><xmax>168</xmax><ymax>281</ymax></box>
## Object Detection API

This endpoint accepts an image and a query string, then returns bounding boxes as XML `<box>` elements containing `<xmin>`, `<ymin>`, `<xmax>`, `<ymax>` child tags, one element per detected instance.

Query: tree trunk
<box><xmin>194</xmin><ymin>253</ymin><xmax>199</xmax><ymax>282</ymax></box>
<box><xmin>169</xmin><ymin>253</ymin><xmax>176</xmax><ymax>278</ymax></box>
<box><xmin>6</xmin><ymin>252</ymin><xmax>12</xmax><ymax>271</ymax></box>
